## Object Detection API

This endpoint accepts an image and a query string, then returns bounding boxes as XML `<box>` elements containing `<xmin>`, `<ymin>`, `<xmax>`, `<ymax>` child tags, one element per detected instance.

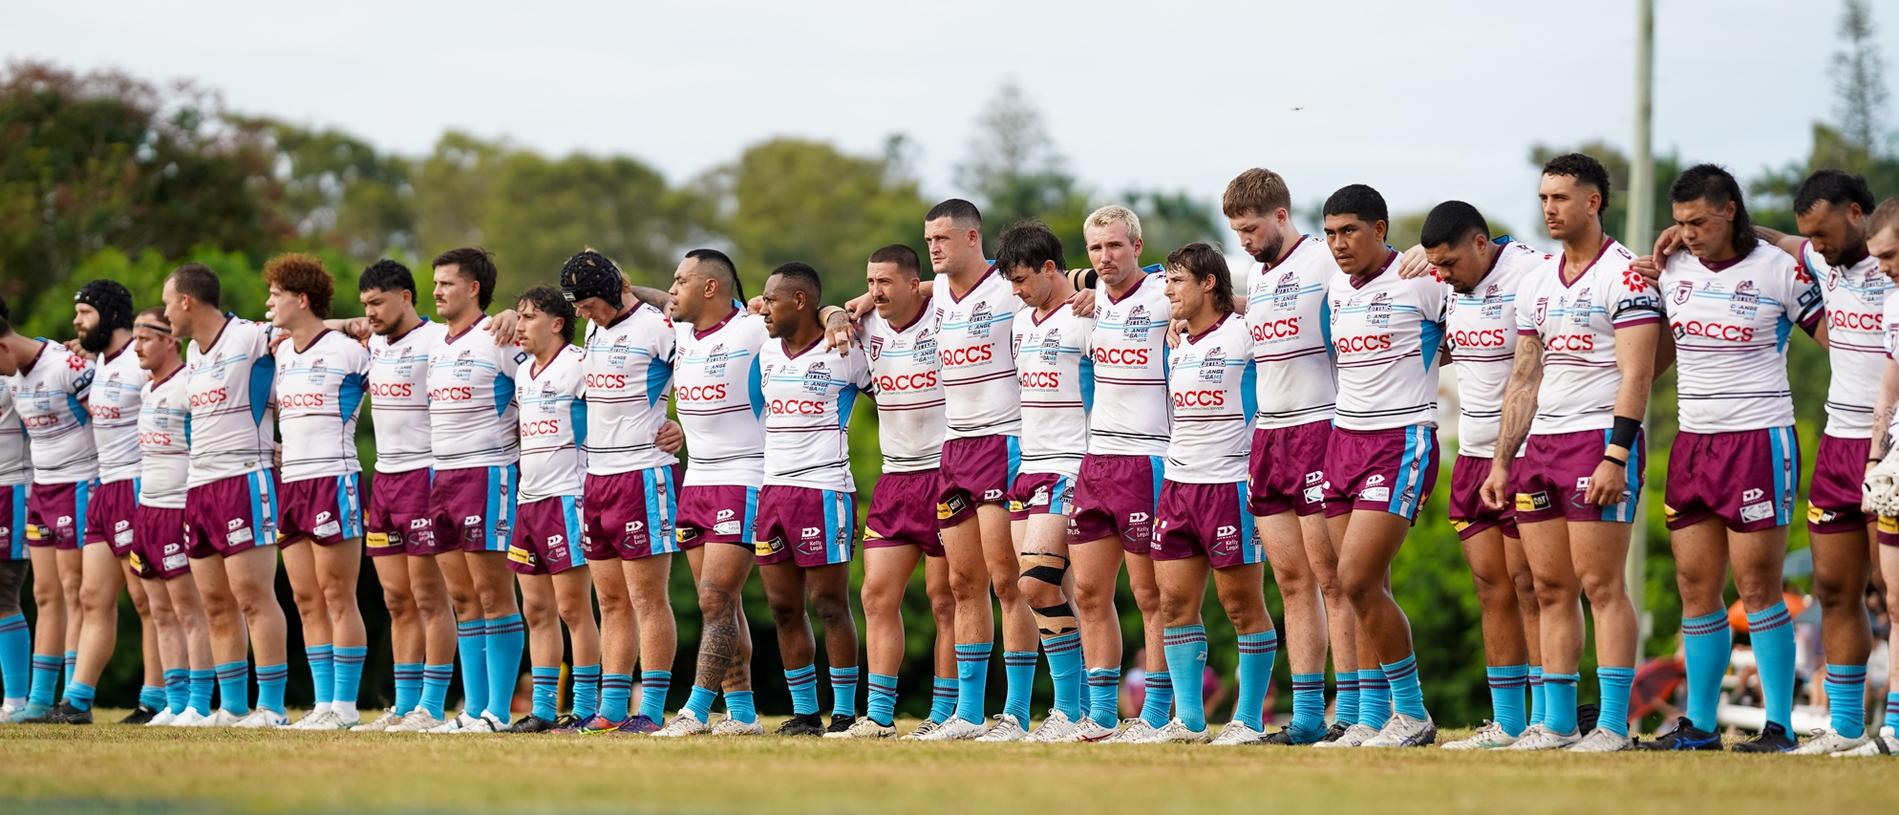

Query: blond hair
<box><xmin>1870</xmin><ymin>198</ymin><xmax>1899</xmax><ymax>240</ymax></box>
<box><xmin>1085</xmin><ymin>205</ymin><xmax>1143</xmax><ymax>243</ymax></box>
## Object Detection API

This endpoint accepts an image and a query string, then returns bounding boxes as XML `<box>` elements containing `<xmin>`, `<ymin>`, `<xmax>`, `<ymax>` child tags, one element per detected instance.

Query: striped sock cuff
<box><xmin>1041</xmin><ymin>631</ymin><xmax>1082</xmax><ymax>653</ymax></box>
<box><xmin>164</xmin><ymin>669</ymin><xmax>189</xmax><ymax>685</ymax></box>
<box><xmin>1487</xmin><ymin>666</ymin><xmax>1530</xmax><ymax>689</ymax></box>
<box><xmin>867</xmin><ymin>674</ymin><xmax>899</xmax><ymax>693</ymax></box>
<box><xmin>422</xmin><ymin>665</ymin><xmax>455</xmax><ymax>679</ymax></box>
<box><xmin>1086</xmin><ymin>668</ymin><xmax>1120</xmax><ymax>686</ymax></box>
<box><xmin>1161</xmin><ymin>625</ymin><xmax>1208</xmax><ymax>645</ymax></box>
<box><xmin>1681</xmin><ymin>610</ymin><xmax>1729</xmax><ymax>636</ymax></box>
<box><xmin>306</xmin><ymin>644</ymin><xmax>334</xmax><ymax>659</ymax></box>
<box><xmin>1544</xmin><ymin>672</ymin><xmax>1581</xmax><ymax>687</ymax></box>
<box><xmin>1335</xmin><ymin>675</ymin><xmax>1361</xmax><ymax>692</ymax></box>
<box><xmin>1598</xmin><ymin>666</ymin><xmax>1635</xmax><ymax>681</ymax></box>
<box><xmin>1825</xmin><ymin>664</ymin><xmax>1868</xmax><ymax>683</ymax></box>
<box><xmin>954</xmin><ymin>642</ymin><xmax>993</xmax><ymax>661</ymax></box>
<box><xmin>32</xmin><ymin>655</ymin><xmax>60</xmax><ymax>669</ymax></box>
<box><xmin>601</xmin><ymin>673</ymin><xmax>634</xmax><ymax>690</ymax></box>
<box><xmin>456</xmin><ymin>620</ymin><xmax>484</xmax><ymax>637</ymax></box>
<box><xmin>1291</xmin><ymin>672</ymin><xmax>1325</xmax><ymax>690</ymax></box>
<box><xmin>530</xmin><ymin>667</ymin><xmax>560</xmax><ymax>682</ymax></box>
<box><xmin>572</xmin><ymin>664</ymin><xmax>601</xmax><ymax>679</ymax></box>
<box><xmin>256</xmin><ymin>664</ymin><xmax>290</xmax><ymax>681</ymax></box>
<box><xmin>933</xmin><ymin>677</ymin><xmax>959</xmax><ymax>695</ymax></box>
<box><xmin>784</xmin><ymin>665</ymin><xmax>817</xmax><ymax>686</ymax></box>
<box><xmin>1237</xmin><ymin>630</ymin><xmax>1279</xmax><ymax>653</ymax></box>
<box><xmin>214</xmin><ymin>661</ymin><xmax>248</xmax><ymax>679</ymax></box>
<box><xmin>1002</xmin><ymin>650</ymin><xmax>1038</xmax><ymax>665</ymax></box>
<box><xmin>829</xmin><ymin>667</ymin><xmax>860</xmax><ymax>681</ymax></box>
<box><xmin>1146</xmin><ymin>673</ymin><xmax>1173</xmax><ymax>689</ymax></box>
<box><xmin>0</xmin><ymin>613</ymin><xmax>24</xmax><ymax>631</ymax></box>
<box><xmin>1744</xmin><ymin>602</ymin><xmax>1791</xmax><ymax>634</ymax></box>
<box><xmin>486</xmin><ymin>614</ymin><xmax>526</xmax><ymax>636</ymax></box>
<box><xmin>335</xmin><ymin>646</ymin><xmax>368</xmax><ymax>664</ymax></box>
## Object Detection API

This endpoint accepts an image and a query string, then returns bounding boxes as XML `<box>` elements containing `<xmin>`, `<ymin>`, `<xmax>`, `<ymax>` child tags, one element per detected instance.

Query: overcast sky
<box><xmin>6</xmin><ymin>0</ymin><xmax>1894</xmax><ymax>242</ymax></box>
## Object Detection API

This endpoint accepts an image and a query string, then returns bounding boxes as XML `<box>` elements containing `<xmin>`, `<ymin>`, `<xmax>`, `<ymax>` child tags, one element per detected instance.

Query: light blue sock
<box><xmin>137</xmin><ymin>683</ymin><xmax>165</xmax><ymax>712</ymax></box>
<box><xmin>784</xmin><ymin>665</ymin><xmax>818</xmax><ymax>716</ymax></box>
<box><xmin>1140</xmin><ymin>670</ymin><xmax>1174</xmax><ymax>730</ymax></box>
<box><xmin>1823</xmin><ymin>665</ymin><xmax>1867</xmax><ymax>738</ymax></box>
<box><xmin>726</xmin><ymin>690</ymin><xmax>757</xmax><ymax>724</ymax></box>
<box><xmin>931</xmin><ymin>676</ymin><xmax>958</xmax><ymax>723</ymax></box>
<box><xmin>63</xmin><ymin>680</ymin><xmax>96</xmax><ymax>712</ymax></box>
<box><xmin>1383</xmin><ymin>653</ymin><xmax>1428</xmax><ymax>720</ymax></box>
<box><xmin>484</xmin><ymin>615</ymin><xmax>525</xmax><ymax>724</ymax></box>
<box><xmin>1002</xmin><ymin>650</ymin><xmax>1036</xmax><ymax>725</ymax></box>
<box><xmin>1886</xmin><ymin>692</ymin><xmax>1899</xmax><ymax>733</ymax></box>
<box><xmin>1335</xmin><ymin>673</ymin><xmax>1360</xmax><ymax>727</ymax></box>
<box><xmin>529</xmin><ymin>666</ymin><xmax>559</xmax><ymax>721</ymax></box>
<box><xmin>1544</xmin><ymin>672</ymin><xmax>1580</xmax><ymax>735</ymax></box>
<box><xmin>455</xmin><ymin>620</ymin><xmax>488</xmax><ymax>717</ymax></box>
<box><xmin>1746</xmin><ymin>603</ymin><xmax>1795</xmax><ymax>731</ymax></box>
<box><xmin>333</xmin><ymin>645</ymin><xmax>366</xmax><ymax>705</ymax></box>
<box><xmin>1087</xmin><ymin>668</ymin><xmax>1119</xmax><ymax>726</ymax></box>
<box><xmin>571</xmin><ymin>664</ymin><xmax>600</xmax><ymax>720</ymax></box>
<box><xmin>1681</xmin><ymin>609</ymin><xmax>1731</xmax><ymax>732</ymax></box>
<box><xmin>684</xmin><ymin>685</ymin><xmax>718</xmax><ymax>723</ymax></box>
<box><xmin>420</xmin><ymin>664</ymin><xmax>453</xmax><ymax>719</ymax></box>
<box><xmin>28</xmin><ymin>655</ymin><xmax>58</xmax><ymax>706</ymax></box>
<box><xmin>63</xmin><ymin>650</ymin><xmax>75</xmax><ymax>688</ymax></box>
<box><xmin>866</xmin><ymin>673</ymin><xmax>899</xmax><ymax>727</ymax></box>
<box><xmin>188</xmin><ymin>668</ymin><xmax>214</xmax><ymax>715</ymax></box>
<box><xmin>600</xmin><ymin>673</ymin><xmax>632</xmax><ymax>722</ymax></box>
<box><xmin>1234</xmin><ymin>630</ymin><xmax>1279</xmax><ymax>731</ymax></box>
<box><xmin>0</xmin><ymin>614</ymin><xmax>28</xmax><ymax>703</ymax></box>
<box><xmin>1358</xmin><ymin>669</ymin><xmax>1391</xmax><ymax>728</ymax></box>
<box><xmin>639</xmin><ymin>670</ymin><xmax>671</xmax><ymax>722</ymax></box>
<box><xmin>214</xmin><ymin>660</ymin><xmax>250</xmax><ymax>715</ymax></box>
<box><xmin>305</xmin><ymin>644</ymin><xmax>334</xmax><ymax>707</ymax></box>
<box><xmin>1596</xmin><ymin>665</ymin><xmax>1634</xmax><ymax>737</ymax></box>
<box><xmin>1162</xmin><ymin>625</ymin><xmax>1208</xmax><ymax>731</ymax></box>
<box><xmin>392</xmin><ymin>663</ymin><xmax>422</xmax><ymax>716</ymax></box>
<box><xmin>1290</xmin><ymin>672</ymin><xmax>1326</xmax><ymax>734</ymax></box>
<box><xmin>954</xmin><ymin>643</ymin><xmax>991</xmax><ymax>723</ymax></box>
<box><xmin>1488</xmin><ymin>664</ymin><xmax>1529</xmax><ymax>736</ymax></box>
<box><xmin>1041</xmin><ymin>632</ymin><xmax>1083</xmax><ymax>721</ymax></box>
<box><xmin>1528</xmin><ymin>666</ymin><xmax>1546</xmax><ymax>726</ymax></box>
<box><xmin>164</xmin><ymin>668</ymin><xmax>190</xmax><ymax>715</ymax></box>
<box><xmin>256</xmin><ymin>663</ymin><xmax>288</xmax><ymax>714</ymax></box>
<box><xmin>829</xmin><ymin>666</ymin><xmax>859</xmax><ymax>719</ymax></box>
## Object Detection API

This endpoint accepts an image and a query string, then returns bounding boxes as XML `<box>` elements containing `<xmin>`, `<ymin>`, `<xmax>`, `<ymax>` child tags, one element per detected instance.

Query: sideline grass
<box><xmin>0</xmin><ymin>713</ymin><xmax>1890</xmax><ymax>814</ymax></box>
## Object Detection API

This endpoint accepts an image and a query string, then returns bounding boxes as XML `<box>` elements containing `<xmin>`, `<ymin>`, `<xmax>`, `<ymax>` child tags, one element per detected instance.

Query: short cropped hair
<box><xmin>925</xmin><ymin>198</ymin><xmax>982</xmax><ymax>229</ymax></box>
<box><xmin>868</xmin><ymin>244</ymin><xmax>921</xmax><ymax>277</ymax></box>
<box><xmin>994</xmin><ymin>220</ymin><xmax>1067</xmax><ymax>275</ymax></box>
<box><xmin>1419</xmin><ymin>201</ymin><xmax>1491</xmax><ymax>249</ymax></box>
<box><xmin>1222</xmin><ymin>168</ymin><xmax>1292</xmax><ymax>219</ymax></box>
<box><xmin>167</xmin><ymin>263</ymin><xmax>221</xmax><ymax>309</ymax></box>
<box><xmin>1085</xmin><ymin>205</ymin><xmax>1143</xmax><ymax>242</ymax></box>
<box><xmin>432</xmin><ymin>246</ymin><xmax>499</xmax><ymax>310</ymax></box>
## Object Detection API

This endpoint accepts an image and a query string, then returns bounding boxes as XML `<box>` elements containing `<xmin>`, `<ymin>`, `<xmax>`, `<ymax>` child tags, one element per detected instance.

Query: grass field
<box><xmin>0</xmin><ymin>712</ymin><xmax>1891</xmax><ymax>814</ymax></box>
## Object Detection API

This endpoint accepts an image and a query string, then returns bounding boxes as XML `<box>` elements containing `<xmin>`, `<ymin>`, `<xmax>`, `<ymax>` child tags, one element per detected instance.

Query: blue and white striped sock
<box><xmin>571</xmin><ymin>664</ymin><xmax>600</xmax><ymax>720</ymax></box>
<box><xmin>954</xmin><ymin>643</ymin><xmax>991</xmax><ymax>723</ymax></box>
<box><xmin>305</xmin><ymin>644</ymin><xmax>334</xmax><ymax>709</ymax></box>
<box><xmin>1358</xmin><ymin>668</ymin><xmax>1391</xmax><ymax>728</ymax></box>
<box><xmin>1161</xmin><ymin>625</ymin><xmax>1208</xmax><ymax>731</ymax></box>
<box><xmin>1487</xmin><ymin>664</ymin><xmax>1529</xmax><ymax>736</ymax></box>
<box><xmin>214</xmin><ymin>660</ymin><xmax>250</xmax><ymax>715</ymax></box>
<box><xmin>1746</xmin><ymin>602</ymin><xmax>1795</xmax><ymax>731</ymax></box>
<box><xmin>454</xmin><ymin>620</ymin><xmax>488</xmax><ymax>717</ymax></box>
<box><xmin>392</xmin><ymin>663</ymin><xmax>422</xmax><ymax>716</ymax></box>
<box><xmin>1527</xmin><ymin>665</ymin><xmax>1546</xmax><ymax>726</ymax></box>
<box><xmin>784</xmin><ymin>665</ymin><xmax>818</xmax><ymax>716</ymax></box>
<box><xmin>187</xmin><ymin>668</ymin><xmax>215</xmax><ymax>716</ymax></box>
<box><xmin>638</xmin><ymin>670</ymin><xmax>671</xmax><ymax>722</ymax></box>
<box><xmin>333</xmin><ymin>645</ymin><xmax>367</xmax><ymax>708</ymax></box>
<box><xmin>255</xmin><ymin>662</ymin><xmax>289</xmax><ymax>715</ymax></box>
<box><xmin>1681</xmin><ymin>609</ymin><xmax>1730</xmax><ymax>732</ymax></box>
<box><xmin>419</xmin><ymin>663</ymin><xmax>453</xmax><ymax>719</ymax></box>
<box><xmin>600</xmin><ymin>673</ymin><xmax>632</xmax><ymax>722</ymax></box>
<box><xmin>1383</xmin><ymin>653</ymin><xmax>1428</xmax><ymax>720</ymax></box>
<box><xmin>1140</xmin><ymin>670</ymin><xmax>1174</xmax><ymax>730</ymax></box>
<box><xmin>1041</xmin><ymin>632</ymin><xmax>1083</xmax><ymax>722</ymax></box>
<box><xmin>63</xmin><ymin>650</ymin><xmax>76</xmax><ymax>688</ymax></box>
<box><xmin>1823</xmin><ymin>664</ymin><xmax>1868</xmax><ymax>739</ymax></box>
<box><xmin>483</xmin><ymin>615</ymin><xmax>525</xmax><ymax>724</ymax></box>
<box><xmin>1334</xmin><ymin>672</ymin><xmax>1360</xmax><ymax>727</ymax></box>
<box><xmin>164</xmin><ymin>668</ymin><xmax>190</xmax><ymax>715</ymax></box>
<box><xmin>1087</xmin><ymin>668</ymin><xmax>1120</xmax><ymax>726</ymax></box>
<box><xmin>529</xmin><ymin>666</ymin><xmax>559</xmax><ymax>721</ymax></box>
<box><xmin>866</xmin><ymin>672</ymin><xmax>899</xmax><ymax>727</ymax></box>
<box><xmin>137</xmin><ymin>683</ymin><xmax>165</xmax><ymax>712</ymax></box>
<box><xmin>1234</xmin><ymin>630</ymin><xmax>1278</xmax><ymax>731</ymax></box>
<box><xmin>1001</xmin><ymin>650</ymin><xmax>1036</xmax><ymax>725</ymax></box>
<box><xmin>930</xmin><ymin>676</ymin><xmax>957</xmax><ymax>724</ymax></box>
<box><xmin>1290</xmin><ymin>672</ymin><xmax>1326</xmax><ymax>734</ymax></box>
<box><xmin>829</xmin><ymin>666</ymin><xmax>859</xmax><ymax>719</ymax></box>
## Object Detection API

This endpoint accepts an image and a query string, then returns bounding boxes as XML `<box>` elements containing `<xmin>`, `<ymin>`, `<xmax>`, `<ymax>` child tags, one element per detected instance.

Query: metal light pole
<box><xmin>1626</xmin><ymin>0</ymin><xmax>1657</xmax><ymax>656</ymax></box>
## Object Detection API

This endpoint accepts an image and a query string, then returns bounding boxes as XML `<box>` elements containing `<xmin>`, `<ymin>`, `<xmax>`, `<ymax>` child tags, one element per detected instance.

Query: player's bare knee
<box><xmin>947</xmin><ymin>568</ymin><xmax>986</xmax><ymax>602</ymax></box>
<box><xmin>811</xmin><ymin>590</ymin><xmax>852</xmax><ymax>626</ymax></box>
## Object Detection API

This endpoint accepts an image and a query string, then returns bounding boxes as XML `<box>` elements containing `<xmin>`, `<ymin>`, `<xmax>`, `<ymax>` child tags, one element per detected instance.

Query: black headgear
<box><xmin>75</xmin><ymin>279</ymin><xmax>135</xmax><ymax>333</ymax></box>
<box><xmin>558</xmin><ymin>251</ymin><xmax>625</xmax><ymax>304</ymax></box>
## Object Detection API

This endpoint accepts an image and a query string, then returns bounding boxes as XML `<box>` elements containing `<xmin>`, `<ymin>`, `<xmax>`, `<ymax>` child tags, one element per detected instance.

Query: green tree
<box><xmin>955</xmin><ymin>82</ymin><xmax>1091</xmax><ymax>263</ymax></box>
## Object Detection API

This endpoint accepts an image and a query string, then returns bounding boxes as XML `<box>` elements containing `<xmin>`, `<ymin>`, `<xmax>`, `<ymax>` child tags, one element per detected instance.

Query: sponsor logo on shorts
<box><xmin>1808</xmin><ymin>506</ymin><xmax>1839</xmax><ymax>524</ymax></box>
<box><xmin>163</xmin><ymin>552</ymin><xmax>187</xmax><ymax>571</ymax></box>
<box><xmin>366</xmin><ymin>533</ymin><xmax>395</xmax><ymax>549</ymax></box>
<box><xmin>625</xmin><ymin>520</ymin><xmax>645</xmax><ymax>535</ymax></box>
<box><xmin>1363</xmin><ymin>487</ymin><xmax>1390</xmax><ymax>503</ymax></box>
<box><xmin>227</xmin><ymin>527</ymin><xmax>254</xmax><ymax>545</ymax></box>
<box><xmin>717</xmin><ymin>509</ymin><xmax>736</xmax><ymax>522</ymax></box>
<box><xmin>1515</xmin><ymin>491</ymin><xmax>1552</xmax><ymax>512</ymax></box>
<box><xmin>1740</xmin><ymin>501</ymin><xmax>1774</xmax><ymax>524</ymax></box>
<box><xmin>1741</xmin><ymin>488</ymin><xmax>1763</xmax><ymax>503</ymax></box>
<box><xmin>507</xmin><ymin>545</ymin><xmax>534</xmax><ymax>566</ymax></box>
<box><xmin>1366</xmin><ymin>474</ymin><xmax>1386</xmax><ymax>487</ymax></box>
<box><xmin>314</xmin><ymin>521</ymin><xmax>342</xmax><ymax>539</ymax></box>
<box><xmin>1451</xmin><ymin>519</ymin><xmax>1472</xmax><ymax>532</ymax></box>
<box><xmin>1880</xmin><ymin>516</ymin><xmax>1899</xmax><ymax>534</ymax></box>
<box><xmin>1664</xmin><ymin>504</ymin><xmax>1680</xmax><ymax>523</ymax></box>
<box><xmin>228</xmin><ymin>518</ymin><xmax>245</xmax><ymax>531</ymax></box>
<box><xmin>1303</xmin><ymin>486</ymin><xmax>1324</xmax><ymax>505</ymax></box>
<box><xmin>1305</xmin><ymin>471</ymin><xmax>1324</xmax><ymax>485</ymax></box>
<box><xmin>755</xmin><ymin>536</ymin><xmax>785</xmax><ymax>557</ymax></box>
<box><xmin>982</xmin><ymin>488</ymin><xmax>1005</xmax><ymax>502</ymax></box>
<box><xmin>937</xmin><ymin>494</ymin><xmax>969</xmax><ymax>521</ymax></box>
<box><xmin>713</xmin><ymin>520</ymin><xmax>741</xmax><ymax>536</ymax></box>
<box><xmin>115</xmin><ymin>529</ymin><xmax>133</xmax><ymax>546</ymax></box>
<box><xmin>463</xmin><ymin>515</ymin><xmax>482</xmax><ymax>528</ymax></box>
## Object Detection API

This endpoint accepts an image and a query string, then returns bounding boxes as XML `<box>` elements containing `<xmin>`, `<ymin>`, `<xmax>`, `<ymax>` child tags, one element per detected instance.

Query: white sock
<box><xmin>331</xmin><ymin>701</ymin><xmax>358</xmax><ymax>721</ymax></box>
<box><xmin>311</xmin><ymin>702</ymin><xmax>333</xmax><ymax>716</ymax></box>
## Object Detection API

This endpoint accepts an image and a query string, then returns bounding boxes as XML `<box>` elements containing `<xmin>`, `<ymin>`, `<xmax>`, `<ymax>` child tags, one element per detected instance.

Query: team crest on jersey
<box><xmin>912</xmin><ymin>330</ymin><xmax>938</xmax><ymax>362</ymax></box>
<box><xmin>1036</xmin><ymin>329</ymin><xmax>1063</xmax><ymax>365</ymax></box>
<box><xmin>867</xmin><ymin>335</ymin><xmax>885</xmax><ymax>360</ymax></box>
<box><xmin>1673</xmin><ymin>281</ymin><xmax>1693</xmax><ymax>305</ymax></box>
<box><xmin>704</xmin><ymin>343</ymin><xmax>731</xmax><ymax>378</ymax></box>
<box><xmin>1730</xmin><ymin>280</ymin><xmax>1760</xmax><ymax>318</ymax></box>
<box><xmin>1365</xmin><ymin>292</ymin><xmax>1393</xmax><ymax>327</ymax></box>
<box><xmin>802</xmin><ymin>361</ymin><xmax>832</xmax><ymax>395</ymax></box>
<box><xmin>968</xmin><ymin>302</ymin><xmax>993</xmax><ymax>335</ymax></box>
<box><xmin>1270</xmin><ymin>272</ymin><xmax>1301</xmax><ymax>311</ymax></box>
<box><xmin>1199</xmin><ymin>347</ymin><xmax>1226</xmax><ymax>383</ymax></box>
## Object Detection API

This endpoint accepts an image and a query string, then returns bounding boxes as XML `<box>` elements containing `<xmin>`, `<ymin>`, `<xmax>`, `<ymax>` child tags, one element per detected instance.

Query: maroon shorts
<box><xmin>131</xmin><ymin>504</ymin><xmax>190</xmax><ymax>581</ymax></box>
<box><xmin>1808</xmin><ymin>434</ymin><xmax>1871</xmax><ymax>535</ymax></box>
<box><xmin>1878</xmin><ymin>515</ymin><xmax>1899</xmax><ymax>548</ymax></box>
<box><xmin>936</xmin><ymin>435</ymin><xmax>1020</xmax><ymax>526</ymax></box>
<box><xmin>754</xmin><ymin>485</ymin><xmax>854</xmax><ymax>568</ymax></box>
<box><xmin>183</xmin><ymin>470</ymin><xmax>279</xmax><ymax>559</ymax></box>
<box><xmin>1513</xmin><ymin>429</ymin><xmax>1644</xmax><ymax>525</ymax></box>
<box><xmin>1447</xmin><ymin>455</ymin><xmax>1517</xmax><ymax>540</ymax></box>
<box><xmin>25</xmin><ymin>480</ymin><xmax>91</xmax><ymax>551</ymax></box>
<box><xmin>1322</xmin><ymin>425</ymin><xmax>1439</xmax><ymax>522</ymax></box>
<box><xmin>508</xmin><ymin>496</ymin><xmax>585</xmax><ymax>575</ymax></box>
<box><xmin>1153</xmin><ymin>480</ymin><xmax>1259</xmax><ymax>569</ymax></box>
<box><xmin>1008</xmin><ymin>472</ymin><xmax>1076</xmax><ymax>521</ymax></box>
<box><xmin>278</xmin><ymin>474</ymin><xmax>365</xmax><ymax>547</ymax></box>
<box><xmin>864</xmin><ymin>470</ymin><xmax>944</xmax><ymax>557</ymax></box>
<box><xmin>367</xmin><ymin>468</ymin><xmax>440</xmax><ymax>558</ymax></box>
<box><xmin>83</xmin><ymin>478</ymin><xmax>139</xmax><ymax>557</ymax></box>
<box><xmin>676</xmin><ymin>484</ymin><xmax>756</xmax><ymax>549</ymax></box>
<box><xmin>1665</xmin><ymin>428</ymin><xmax>1799</xmax><ymax>533</ymax></box>
<box><xmin>1248</xmin><ymin>421</ymin><xmax>1331</xmax><ymax>517</ymax></box>
<box><xmin>428</xmin><ymin>465</ymin><xmax>517</xmax><ymax>554</ymax></box>
<box><xmin>581</xmin><ymin>467</ymin><xmax>678</xmax><ymax>561</ymax></box>
<box><xmin>1070</xmin><ymin>454</ymin><xmax>1162</xmax><ymax>555</ymax></box>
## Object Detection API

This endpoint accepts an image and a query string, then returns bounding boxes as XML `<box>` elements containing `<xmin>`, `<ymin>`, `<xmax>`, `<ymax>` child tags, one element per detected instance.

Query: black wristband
<box><xmin>1602</xmin><ymin>455</ymin><xmax>1627</xmax><ymax>467</ymax></box>
<box><xmin>1609</xmin><ymin>415</ymin><xmax>1641</xmax><ymax>450</ymax></box>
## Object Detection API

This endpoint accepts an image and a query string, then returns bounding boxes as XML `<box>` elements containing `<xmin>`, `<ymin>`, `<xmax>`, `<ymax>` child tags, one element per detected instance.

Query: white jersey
<box><xmin>759</xmin><ymin>336</ymin><xmax>871</xmax><ymax>493</ymax></box>
<box><xmin>1328</xmin><ymin>252</ymin><xmax>1449</xmax><ymax>431</ymax></box>
<box><xmin>137</xmin><ymin>368</ymin><xmax>191</xmax><ymax>509</ymax></box>
<box><xmin>1447</xmin><ymin>240</ymin><xmax>1541</xmax><ymax>458</ymax></box>
<box><xmin>1885</xmin><ymin>294</ymin><xmax>1899</xmax><ymax>436</ymax></box>
<box><xmin>673</xmin><ymin>310</ymin><xmax>767</xmax><ymax>488</ymax></box>
<box><xmin>275</xmin><ymin>330</ymin><xmax>369</xmax><ymax>483</ymax></box>
<box><xmin>1514</xmin><ymin>238</ymin><xmax>1662</xmax><ymax>436</ymax></box>
<box><xmin>184</xmin><ymin>317</ymin><xmax>276</xmax><ymax>487</ymax></box>
<box><xmin>863</xmin><ymin>307</ymin><xmax>945</xmax><ymax>473</ymax></box>
<box><xmin>367</xmin><ymin>319</ymin><xmax>445</xmax><ymax>475</ymax></box>
<box><xmin>89</xmin><ymin>342</ymin><xmax>146</xmax><ymax>485</ymax></box>
<box><xmin>426</xmin><ymin>315</ymin><xmax>524</xmax><ymax>470</ymax></box>
<box><xmin>1247</xmin><ymin>235</ymin><xmax>1340</xmax><ymax>429</ymax></box>
<box><xmin>1012</xmin><ymin>306</ymin><xmax>1093</xmax><ymax>478</ymax></box>
<box><xmin>1087</xmin><ymin>274</ymin><xmax>1171</xmax><ymax>456</ymax></box>
<box><xmin>1166</xmin><ymin>314</ymin><xmax>1255</xmax><ymax>483</ymax></box>
<box><xmin>1808</xmin><ymin>241</ymin><xmax>1890</xmax><ymax>438</ymax></box>
<box><xmin>1660</xmin><ymin>241</ymin><xmax>1823</xmax><ymax>433</ymax></box>
<box><xmin>582</xmin><ymin>304</ymin><xmax>676</xmax><ymax>475</ymax></box>
<box><xmin>11</xmin><ymin>341</ymin><xmax>96</xmax><ymax>485</ymax></box>
<box><xmin>517</xmin><ymin>345</ymin><xmax>587</xmax><ymax>502</ymax></box>
<box><xmin>933</xmin><ymin>270</ymin><xmax>1021</xmax><ymax>438</ymax></box>
<box><xmin>0</xmin><ymin>382</ymin><xmax>27</xmax><ymax>487</ymax></box>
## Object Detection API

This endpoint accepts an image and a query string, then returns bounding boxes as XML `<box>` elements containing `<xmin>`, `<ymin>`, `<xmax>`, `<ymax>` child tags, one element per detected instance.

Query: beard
<box><xmin>78</xmin><ymin>327</ymin><xmax>111</xmax><ymax>354</ymax></box>
<box><xmin>1252</xmin><ymin>234</ymin><xmax>1286</xmax><ymax>266</ymax></box>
